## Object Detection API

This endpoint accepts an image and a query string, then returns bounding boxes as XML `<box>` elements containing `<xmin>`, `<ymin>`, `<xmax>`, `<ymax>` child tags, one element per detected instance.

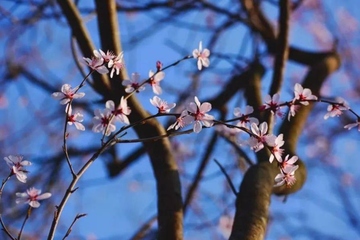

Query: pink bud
<box><xmin>156</xmin><ymin>61</ymin><xmax>162</xmax><ymax>71</ymax></box>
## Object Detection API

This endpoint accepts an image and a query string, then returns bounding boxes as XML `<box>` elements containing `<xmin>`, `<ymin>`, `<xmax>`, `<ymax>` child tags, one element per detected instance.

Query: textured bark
<box><xmin>230</xmin><ymin>162</ymin><xmax>277</xmax><ymax>240</ymax></box>
<box><xmin>95</xmin><ymin>1</ymin><xmax>183</xmax><ymax>239</ymax></box>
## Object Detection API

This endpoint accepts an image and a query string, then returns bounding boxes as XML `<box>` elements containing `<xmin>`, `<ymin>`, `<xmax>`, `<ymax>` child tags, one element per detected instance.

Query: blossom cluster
<box><xmin>50</xmin><ymin>41</ymin><xmax>360</xmax><ymax>190</ymax></box>
<box><xmin>3</xmin><ymin>155</ymin><xmax>51</xmax><ymax>208</ymax></box>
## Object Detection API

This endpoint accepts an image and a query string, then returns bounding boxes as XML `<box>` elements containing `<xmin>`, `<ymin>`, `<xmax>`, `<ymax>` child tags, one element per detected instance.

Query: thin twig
<box><xmin>0</xmin><ymin>214</ymin><xmax>15</xmax><ymax>240</ymax></box>
<box><xmin>214</xmin><ymin>159</ymin><xmax>237</xmax><ymax>196</ymax></box>
<box><xmin>62</xmin><ymin>213</ymin><xmax>87</xmax><ymax>240</ymax></box>
<box><xmin>0</xmin><ymin>172</ymin><xmax>13</xmax><ymax>239</ymax></box>
<box><xmin>18</xmin><ymin>206</ymin><xmax>31</xmax><ymax>240</ymax></box>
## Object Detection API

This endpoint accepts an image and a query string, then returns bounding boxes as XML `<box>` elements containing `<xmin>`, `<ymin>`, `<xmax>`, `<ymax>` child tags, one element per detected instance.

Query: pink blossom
<box><xmin>16</xmin><ymin>187</ymin><xmax>51</xmax><ymax>208</ymax></box>
<box><xmin>66</xmin><ymin>105</ymin><xmax>85</xmax><ymax>131</ymax></box>
<box><xmin>269</xmin><ymin>134</ymin><xmax>284</xmax><ymax>163</ymax></box>
<box><xmin>92</xmin><ymin>109</ymin><xmax>116</xmax><ymax>136</ymax></box>
<box><xmin>324</xmin><ymin>98</ymin><xmax>349</xmax><ymax>120</ymax></box>
<box><xmin>4</xmin><ymin>155</ymin><xmax>31</xmax><ymax>183</ymax></box>
<box><xmin>148</xmin><ymin>70</ymin><xmax>164</xmax><ymax>95</ymax></box>
<box><xmin>344</xmin><ymin>118</ymin><xmax>360</xmax><ymax>131</ymax></box>
<box><xmin>82</xmin><ymin>51</ymin><xmax>109</xmax><ymax>74</ymax></box>
<box><xmin>108</xmin><ymin>52</ymin><xmax>124</xmax><ymax>78</ymax></box>
<box><xmin>279</xmin><ymin>154</ymin><xmax>298</xmax><ymax>172</ymax></box>
<box><xmin>192</xmin><ymin>41</ymin><xmax>210</xmax><ymax>70</ymax></box>
<box><xmin>294</xmin><ymin>83</ymin><xmax>318</xmax><ymax>105</ymax></box>
<box><xmin>95</xmin><ymin>49</ymin><xmax>115</xmax><ymax>63</ymax></box>
<box><xmin>263</xmin><ymin>93</ymin><xmax>283</xmax><ymax>117</ymax></box>
<box><xmin>123</xmin><ymin>73</ymin><xmax>145</xmax><ymax>93</ymax></box>
<box><xmin>287</xmin><ymin>101</ymin><xmax>300</xmax><ymax>121</ymax></box>
<box><xmin>105</xmin><ymin>97</ymin><xmax>131</xmax><ymax>125</ymax></box>
<box><xmin>274</xmin><ymin>165</ymin><xmax>299</xmax><ymax>187</ymax></box>
<box><xmin>186</xmin><ymin>96</ymin><xmax>214</xmax><ymax>133</ymax></box>
<box><xmin>248</xmin><ymin>122</ymin><xmax>276</xmax><ymax>152</ymax></box>
<box><xmin>167</xmin><ymin>110</ymin><xmax>190</xmax><ymax>131</ymax></box>
<box><xmin>233</xmin><ymin>105</ymin><xmax>259</xmax><ymax>128</ymax></box>
<box><xmin>150</xmin><ymin>96</ymin><xmax>176</xmax><ymax>113</ymax></box>
<box><xmin>52</xmin><ymin>84</ymin><xmax>85</xmax><ymax>105</ymax></box>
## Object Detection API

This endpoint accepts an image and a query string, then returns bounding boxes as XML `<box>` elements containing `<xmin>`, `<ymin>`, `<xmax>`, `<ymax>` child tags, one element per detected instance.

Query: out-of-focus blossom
<box><xmin>4</xmin><ymin>155</ymin><xmax>31</xmax><ymax>183</ymax></box>
<box><xmin>16</xmin><ymin>187</ymin><xmax>51</xmax><ymax>208</ymax></box>
<box><xmin>215</xmin><ymin>124</ymin><xmax>241</xmax><ymax>139</ymax></box>
<box><xmin>123</xmin><ymin>73</ymin><xmax>145</xmax><ymax>93</ymax></box>
<box><xmin>148</xmin><ymin>70</ymin><xmax>164</xmax><ymax>95</ymax></box>
<box><xmin>150</xmin><ymin>96</ymin><xmax>176</xmax><ymax>113</ymax></box>
<box><xmin>52</xmin><ymin>84</ymin><xmax>85</xmax><ymax>105</ymax></box>
<box><xmin>344</xmin><ymin>118</ymin><xmax>360</xmax><ymax>131</ymax></box>
<box><xmin>192</xmin><ymin>41</ymin><xmax>210</xmax><ymax>70</ymax></box>
<box><xmin>218</xmin><ymin>215</ymin><xmax>233</xmax><ymax>239</ymax></box>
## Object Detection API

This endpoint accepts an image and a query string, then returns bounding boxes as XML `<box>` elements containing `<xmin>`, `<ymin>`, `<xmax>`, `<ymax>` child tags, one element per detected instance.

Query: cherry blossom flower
<box><xmin>233</xmin><ymin>105</ymin><xmax>259</xmax><ymax>128</ymax></box>
<box><xmin>148</xmin><ymin>70</ymin><xmax>164</xmax><ymax>95</ymax></box>
<box><xmin>278</xmin><ymin>154</ymin><xmax>298</xmax><ymax>172</ymax></box>
<box><xmin>274</xmin><ymin>165</ymin><xmax>299</xmax><ymax>187</ymax></box>
<box><xmin>16</xmin><ymin>187</ymin><xmax>51</xmax><ymax>208</ymax></box>
<box><xmin>248</xmin><ymin>122</ymin><xmax>276</xmax><ymax>152</ymax></box>
<box><xmin>123</xmin><ymin>73</ymin><xmax>145</xmax><ymax>93</ymax></box>
<box><xmin>186</xmin><ymin>96</ymin><xmax>214</xmax><ymax>133</ymax></box>
<box><xmin>192</xmin><ymin>41</ymin><xmax>210</xmax><ymax>70</ymax></box>
<box><xmin>167</xmin><ymin>110</ymin><xmax>190</xmax><ymax>131</ymax></box>
<box><xmin>293</xmin><ymin>83</ymin><xmax>318</xmax><ymax>105</ymax></box>
<box><xmin>108</xmin><ymin>52</ymin><xmax>124</xmax><ymax>78</ymax></box>
<box><xmin>324</xmin><ymin>98</ymin><xmax>349</xmax><ymax>120</ymax></box>
<box><xmin>4</xmin><ymin>155</ymin><xmax>31</xmax><ymax>183</ymax></box>
<box><xmin>344</xmin><ymin>118</ymin><xmax>360</xmax><ymax>131</ymax></box>
<box><xmin>82</xmin><ymin>51</ymin><xmax>109</xmax><ymax>74</ymax></box>
<box><xmin>95</xmin><ymin>49</ymin><xmax>115</xmax><ymax>63</ymax></box>
<box><xmin>66</xmin><ymin>105</ymin><xmax>85</xmax><ymax>131</ymax></box>
<box><xmin>287</xmin><ymin>101</ymin><xmax>300</xmax><ymax>121</ymax></box>
<box><xmin>52</xmin><ymin>84</ymin><xmax>85</xmax><ymax>105</ymax></box>
<box><xmin>263</xmin><ymin>93</ymin><xmax>283</xmax><ymax>117</ymax></box>
<box><xmin>150</xmin><ymin>96</ymin><xmax>176</xmax><ymax>113</ymax></box>
<box><xmin>105</xmin><ymin>97</ymin><xmax>131</xmax><ymax>125</ymax></box>
<box><xmin>269</xmin><ymin>134</ymin><xmax>284</xmax><ymax>163</ymax></box>
<box><xmin>92</xmin><ymin>109</ymin><xmax>116</xmax><ymax>136</ymax></box>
